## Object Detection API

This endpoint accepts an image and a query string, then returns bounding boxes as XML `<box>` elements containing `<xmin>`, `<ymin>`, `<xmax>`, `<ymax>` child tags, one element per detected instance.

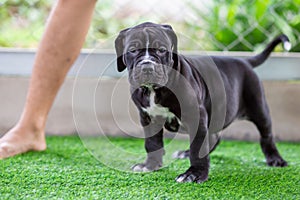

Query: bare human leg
<box><xmin>0</xmin><ymin>0</ymin><xmax>97</xmax><ymax>159</ymax></box>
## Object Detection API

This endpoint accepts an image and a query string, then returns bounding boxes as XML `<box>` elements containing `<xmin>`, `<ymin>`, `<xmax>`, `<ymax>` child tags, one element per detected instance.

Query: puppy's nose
<box><xmin>142</xmin><ymin>63</ymin><xmax>154</xmax><ymax>74</ymax></box>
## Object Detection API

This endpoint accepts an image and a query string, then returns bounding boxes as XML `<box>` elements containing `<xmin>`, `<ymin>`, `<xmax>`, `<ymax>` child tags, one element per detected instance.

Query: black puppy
<box><xmin>115</xmin><ymin>22</ymin><xmax>288</xmax><ymax>183</ymax></box>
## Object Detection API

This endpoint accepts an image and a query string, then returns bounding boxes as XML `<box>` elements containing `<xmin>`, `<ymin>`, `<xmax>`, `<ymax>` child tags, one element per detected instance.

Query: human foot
<box><xmin>0</xmin><ymin>126</ymin><xmax>46</xmax><ymax>159</ymax></box>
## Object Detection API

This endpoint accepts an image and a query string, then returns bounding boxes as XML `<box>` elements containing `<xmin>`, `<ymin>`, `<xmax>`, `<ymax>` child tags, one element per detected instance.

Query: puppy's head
<box><xmin>115</xmin><ymin>22</ymin><xmax>178</xmax><ymax>88</ymax></box>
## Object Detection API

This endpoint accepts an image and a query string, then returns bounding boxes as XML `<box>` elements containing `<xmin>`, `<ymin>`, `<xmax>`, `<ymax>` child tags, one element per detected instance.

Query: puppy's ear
<box><xmin>114</xmin><ymin>29</ymin><xmax>128</xmax><ymax>72</ymax></box>
<box><xmin>162</xmin><ymin>24</ymin><xmax>173</xmax><ymax>30</ymax></box>
<box><xmin>162</xmin><ymin>24</ymin><xmax>178</xmax><ymax>67</ymax></box>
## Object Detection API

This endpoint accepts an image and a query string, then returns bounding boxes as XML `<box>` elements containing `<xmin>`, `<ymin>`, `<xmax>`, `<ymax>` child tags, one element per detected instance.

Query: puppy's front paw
<box><xmin>175</xmin><ymin>167</ymin><xmax>208</xmax><ymax>184</ymax></box>
<box><xmin>131</xmin><ymin>163</ymin><xmax>161</xmax><ymax>172</ymax></box>
<box><xmin>266</xmin><ymin>156</ymin><xmax>288</xmax><ymax>167</ymax></box>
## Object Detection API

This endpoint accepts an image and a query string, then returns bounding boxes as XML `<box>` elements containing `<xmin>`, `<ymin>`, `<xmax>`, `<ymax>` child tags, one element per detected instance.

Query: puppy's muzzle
<box><xmin>137</xmin><ymin>60</ymin><xmax>156</xmax><ymax>76</ymax></box>
<box><xmin>133</xmin><ymin>59</ymin><xmax>167</xmax><ymax>87</ymax></box>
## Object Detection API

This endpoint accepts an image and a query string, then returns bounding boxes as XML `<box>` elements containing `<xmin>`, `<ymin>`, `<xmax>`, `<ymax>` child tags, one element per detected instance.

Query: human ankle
<box><xmin>14</xmin><ymin>121</ymin><xmax>45</xmax><ymax>138</ymax></box>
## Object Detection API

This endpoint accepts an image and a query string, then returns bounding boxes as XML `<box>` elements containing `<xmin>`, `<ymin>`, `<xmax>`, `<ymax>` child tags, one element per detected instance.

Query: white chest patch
<box><xmin>142</xmin><ymin>90</ymin><xmax>175</xmax><ymax>122</ymax></box>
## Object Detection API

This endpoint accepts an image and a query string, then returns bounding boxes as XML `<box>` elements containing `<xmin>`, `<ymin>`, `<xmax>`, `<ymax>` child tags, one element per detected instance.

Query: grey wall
<box><xmin>0</xmin><ymin>77</ymin><xmax>299</xmax><ymax>141</ymax></box>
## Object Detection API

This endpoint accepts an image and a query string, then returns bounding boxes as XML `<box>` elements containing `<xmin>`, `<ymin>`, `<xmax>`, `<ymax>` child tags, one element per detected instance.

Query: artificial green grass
<box><xmin>1</xmin><ymin>136</ymin><xmax>299</xmax><ymax>200</ymax></box>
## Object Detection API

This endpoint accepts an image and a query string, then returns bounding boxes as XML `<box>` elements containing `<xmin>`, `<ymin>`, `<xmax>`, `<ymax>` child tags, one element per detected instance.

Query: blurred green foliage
<box><xmin>185</xmin><ymin>0</ymin><xmax>300</xmax><ymax>52</ymax></box>
<box><xmin>0</xmin><ymin>0</ymin><xmax>299</xmax><ymax>51</ymax></box>
<box><xmin>0</xmin><ymin>0</ymin><xmax>52</xmax><ymax>47</ymax></box>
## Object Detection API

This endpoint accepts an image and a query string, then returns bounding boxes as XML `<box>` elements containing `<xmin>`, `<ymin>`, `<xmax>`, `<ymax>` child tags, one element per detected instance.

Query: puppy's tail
<box><xmin>247</xmin><ymin>34</ymin><xmax>291</xmax><ymax>68</ymax></box>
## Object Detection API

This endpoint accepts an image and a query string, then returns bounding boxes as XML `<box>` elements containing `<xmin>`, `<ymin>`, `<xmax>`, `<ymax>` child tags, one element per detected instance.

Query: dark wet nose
<box><xmin>141</xmin><ymin>62</ymin><xmax>154</xmax><ymax>74</ymax></box>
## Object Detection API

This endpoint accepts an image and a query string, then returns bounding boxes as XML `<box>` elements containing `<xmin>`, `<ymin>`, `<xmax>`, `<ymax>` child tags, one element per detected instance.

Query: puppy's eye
<box><xmin>128</xmin><ymin>46</ymin><xmax>138</xmax><ymax>54</ymax></box>
<box><xmin>157</xmin><ymin>46</ymin><xmax>167</xmax><ymax>55</ymax></box>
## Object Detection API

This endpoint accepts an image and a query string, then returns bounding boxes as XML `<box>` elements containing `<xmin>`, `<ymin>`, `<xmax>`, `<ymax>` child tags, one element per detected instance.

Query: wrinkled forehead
<box><xmin>124</xmin><ymin>27</ymin><xmax>172</xmax><ymax>48</ymax></box>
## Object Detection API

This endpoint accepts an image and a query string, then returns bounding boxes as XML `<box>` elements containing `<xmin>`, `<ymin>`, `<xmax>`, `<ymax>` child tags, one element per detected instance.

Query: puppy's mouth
<box><xmin>140</xmin><ymin>82</ymin><xmax>162</xmax><ymax>89</ymax></box>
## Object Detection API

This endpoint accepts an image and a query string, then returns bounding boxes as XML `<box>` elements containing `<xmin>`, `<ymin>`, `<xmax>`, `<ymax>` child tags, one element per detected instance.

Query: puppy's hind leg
<box><xmin>172</xmin><ymin>133</ymin><xmax>220</xmax><ymax>159</ymax></box>
<box><xmin>244</xmin><ymin>77</ymin><xmax>287</xmax><ymax>167</ymax></box>
<box><xmin>172</xmin><ymin>149</ymin><xmax>190</xmax><ymax>159</ymax></box>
